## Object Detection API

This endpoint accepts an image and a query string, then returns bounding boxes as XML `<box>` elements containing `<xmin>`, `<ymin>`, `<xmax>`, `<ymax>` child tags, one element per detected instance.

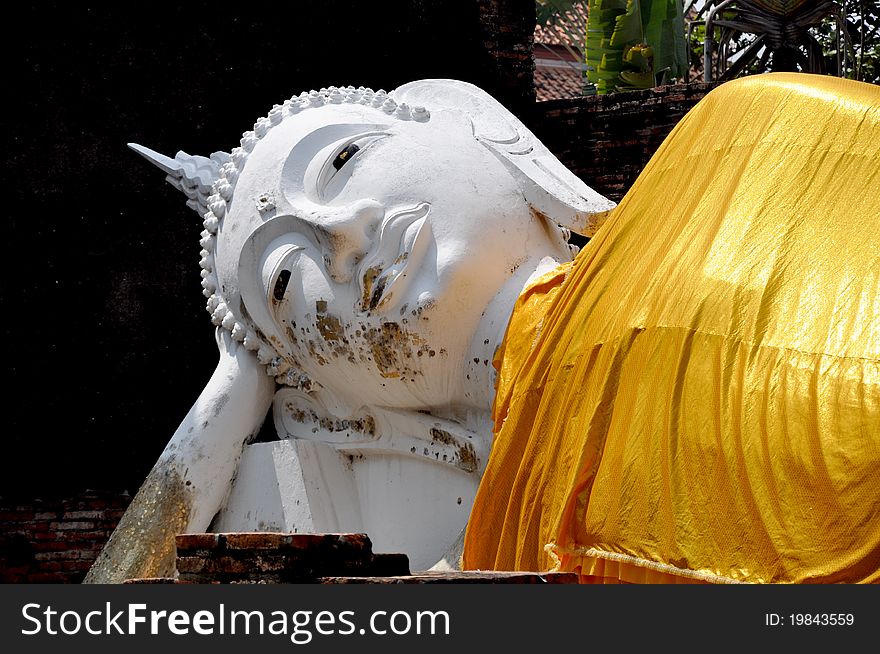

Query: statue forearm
<box><xmin>84</xmin><ymin>329</ymin><xmax>275</xmax><ymax>583</ymax></box>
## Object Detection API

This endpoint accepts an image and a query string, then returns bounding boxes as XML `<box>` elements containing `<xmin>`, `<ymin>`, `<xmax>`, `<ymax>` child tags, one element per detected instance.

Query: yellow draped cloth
<box><xmin>463</xmin><ymin>73</ymin><xmax>880</xmax><ymax>584</ymax></box>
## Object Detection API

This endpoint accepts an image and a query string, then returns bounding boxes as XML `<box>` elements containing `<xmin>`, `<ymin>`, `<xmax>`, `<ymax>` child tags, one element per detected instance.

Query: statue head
<box><xmin>144</xmin><ymin>80</ymin><xmax>612</xmax><ymax>420</ymax></box>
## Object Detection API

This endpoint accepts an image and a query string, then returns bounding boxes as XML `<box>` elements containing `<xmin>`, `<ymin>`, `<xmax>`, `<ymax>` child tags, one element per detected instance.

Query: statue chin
<box><xmin>87</xmin><ymin>80</ymin><xmax>614</xmax><ymax>582</ymax></box>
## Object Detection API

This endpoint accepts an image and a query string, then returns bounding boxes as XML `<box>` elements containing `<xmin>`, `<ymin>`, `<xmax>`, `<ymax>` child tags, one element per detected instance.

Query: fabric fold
<box><xmin>463</xmin><ymin>73</ymin><xmax>880</xmax><ymax>584</ymax></box>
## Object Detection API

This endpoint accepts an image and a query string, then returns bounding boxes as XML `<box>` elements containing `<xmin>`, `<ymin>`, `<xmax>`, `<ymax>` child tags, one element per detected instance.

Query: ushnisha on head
<box><xmin>131</xmin><ymin>80</ymin><xmax>615</xmax><ymax>413</ymax></box>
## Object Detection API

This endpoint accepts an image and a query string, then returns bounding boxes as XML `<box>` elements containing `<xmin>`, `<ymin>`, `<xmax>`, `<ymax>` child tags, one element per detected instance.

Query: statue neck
<box><xmin>462</xmin><ymin>255</ymin><xmax>566</xmax><ymax>414</ymax></box>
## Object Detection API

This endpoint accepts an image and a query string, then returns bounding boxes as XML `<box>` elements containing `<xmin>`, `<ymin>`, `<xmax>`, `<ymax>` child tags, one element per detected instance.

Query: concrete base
<box><xmin>212</xmin><ymin>439</ymin><xmax>476</xmax><ymax>571</ymax></box>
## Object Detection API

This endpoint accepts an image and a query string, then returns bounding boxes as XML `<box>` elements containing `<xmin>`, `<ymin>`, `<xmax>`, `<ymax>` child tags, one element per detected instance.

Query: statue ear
<box><xmin>237</xmin><ymin>214</ymin><xmax>311</xmax><ymax>363</ymax></box>
<box><xmin>392</xmin><ymin>80</ymin><xmax>615</xmax><ymax>236</ymax></box>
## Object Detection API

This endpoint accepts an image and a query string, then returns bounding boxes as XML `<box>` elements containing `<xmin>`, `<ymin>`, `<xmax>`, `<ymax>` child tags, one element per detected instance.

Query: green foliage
<box><xmin>687</xmin><ymin>10</ymin><xmax>763</xmax><ymax>79</ymax></box>
<box><xmin>536</xmin><ymin>0</ymin><xmax>578</xmax><ymax>25</ymax></box>
<box><xmin>812</xmin><ymin>0</ymin><xmax>880</xmax><ymax>84</ymax></box>
<box><xmin>586</xmin><ymin>0</ymin><xmax>688</xmax><ymax>94</ymax></box>
<box><xmin>686</xmin><ymin>0</ymin><xmax>879</xmax><ymax>84</ymax></box>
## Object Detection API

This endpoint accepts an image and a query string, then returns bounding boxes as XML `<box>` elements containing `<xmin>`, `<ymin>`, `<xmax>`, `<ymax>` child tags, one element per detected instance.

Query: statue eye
<box><xmin>272</xmin><ymin>269</ymin><xmax>292</xmax><ymax>302</ymax></box>
<box><xmin>317</xmin><ymin>131</ymin><xmax>388</xmax><ymax>201</ymax></box>
<box><xmin>332</xmin><ymin>143</ymin><xmax>361</xmax><ymax>171</ymax></box>
<box><xmin>263</xmin><ymin>243</ymin><xmax>304</xmax><ymax>311</ymax></box>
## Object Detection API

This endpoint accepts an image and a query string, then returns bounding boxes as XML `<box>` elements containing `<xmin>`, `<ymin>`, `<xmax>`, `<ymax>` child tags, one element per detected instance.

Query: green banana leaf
<box><xmin>586</xmin><ymin>0</ymin><xmax>687</xmax><ymax>94</ymax></box>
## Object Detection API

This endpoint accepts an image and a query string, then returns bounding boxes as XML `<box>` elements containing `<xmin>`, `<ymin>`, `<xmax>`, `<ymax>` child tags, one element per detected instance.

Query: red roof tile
<box><xmin>534</xmin><ymin>2</ymin><xmax>588</xmax><ymax>47</ymax></box>
<box><xmin>534</xmin><ymin>2</ymin><xmax>588</xmax><ymax>100</ymax></box>
<box><xmin>535</xmin><ymin>64</ymin><xmax>585</xmax><ymax>101</ymax></box>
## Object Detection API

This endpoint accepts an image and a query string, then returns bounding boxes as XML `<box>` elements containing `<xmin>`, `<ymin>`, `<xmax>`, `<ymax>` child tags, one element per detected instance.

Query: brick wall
<box><xmin>531</xmin><ymin>82</ymin><xmax>721</xmax><ymax>203</ymax></box>
<box><xmin>0</xmin><ymin>492</ymin><xmax>131</xmax><ymax>583</ymax></box>
<box><xmin>478</xmin><ymin>0</ymin><xmax>536</xmax><ymax>113</ymax></box>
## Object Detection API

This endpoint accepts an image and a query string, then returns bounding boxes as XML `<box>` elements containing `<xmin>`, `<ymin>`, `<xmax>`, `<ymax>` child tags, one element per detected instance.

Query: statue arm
<box><xmin>166</xmin><ymin>327</ymin><xmax>276</xmax><ymax>530</ymax></box>
<box><xmin>84</xmin><ymin>328</ymin><xmax>275</xmax><ymax>583</ymax></box>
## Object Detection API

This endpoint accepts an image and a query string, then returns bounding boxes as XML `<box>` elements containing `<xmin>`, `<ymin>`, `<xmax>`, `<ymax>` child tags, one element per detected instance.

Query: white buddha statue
<box><xmin>85</xmin><ymin>80</ymin><xmax>614</xmax><ymax>582</ymax></box>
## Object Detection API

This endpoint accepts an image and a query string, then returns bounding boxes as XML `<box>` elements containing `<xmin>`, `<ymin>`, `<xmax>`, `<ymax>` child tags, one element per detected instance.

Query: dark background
<box><xmin>2</xmin><ymin>1</ymin><xmax>535</xmax><ymax>498</ymax></box>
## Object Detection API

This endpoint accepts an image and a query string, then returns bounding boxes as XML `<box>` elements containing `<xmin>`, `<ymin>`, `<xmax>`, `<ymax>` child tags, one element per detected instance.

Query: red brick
<box><xmin>179</xmin><ymin>555</ymin><xmax>288</xmax><ymax>575</ymax></box>
<box><xmin>34</xmin><ymin>512</ymin><xmax>59</xmax><ymax>520</ymax></box>
<box><xmin>62</xmin><ymin>510</ymin><xmax>104</xmax><ymax>520</ymax></box>
<box><xmin>77</xmin><ymin>540</ymin><xmax>108</xmax><ymax>552</ymax></box>
<box><xmin>175</xmin><ymin>556</ymin><xmax>206</xmax><ymax>574</ymax></box>
<box><xmin>32</xmin><ymin>540</ymin><xmax>74</xmax><ymax>552</ymax></box>
<box><xmin>175</xmin><ymin>533</ymin><xmax>222</xmax><ymax>551</ymax></box>
<box><xmin>49</xmin><ymin>521</ymin><xmax>96</xmax><ymax>531</ymax></box>
<box><xmin>65</xmin><ymin>530</ymin><xmax>112</xmax><ymax>542</ymax></box>
<box><xmin>61</xmin><ymin>560</ymin><xmax>94</xmax><ymax>571</ymax></box>
<box><xmin>37</xmin><ymin>562</ymin><xmax>63</xmax><ymax>573</ymax></box>
<box><xmin>0</xmin><ymin>510</ymin><xmax>34</xmax><ymax>522</ymax></box>
<box><xmin>221</xmin><ymin>532</ymin><xmax>372</xmax><ymax>552</ymax></box>
<box><xmin>35</xmin><ymin>550</ymin><xmax>83</xmax><ymax>561</ymax></box>
<box><xmin>74</xmin><ymin>500</ymin><xmax>107</xmax><ymax>510</ymax></box>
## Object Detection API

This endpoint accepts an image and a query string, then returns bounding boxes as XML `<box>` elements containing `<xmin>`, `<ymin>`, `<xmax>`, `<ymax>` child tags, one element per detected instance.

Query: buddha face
<box><xmin>211</xmin><ymin>83</ymin><xmax>613</xmax><ymax>414</ymax></box>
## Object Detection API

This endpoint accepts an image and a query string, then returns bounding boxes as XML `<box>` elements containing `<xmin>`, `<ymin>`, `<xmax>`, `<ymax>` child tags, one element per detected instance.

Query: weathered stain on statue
<box><xmin>431</xmin><ymin>427</ymin><xmax>478</xmax><ymax>473</ymax></box>
<box><xmin>84</xmin><ymin>463</ymin><xmax>190</xmax><ymax>583</ymax></box>
<box><xmin>285</xmin><ymin>402</ymin><xmax>377</xmax><ymax>438</ymax></box>
<box><xmin>361</xmin><ymin>266</ymin><xmax>382</xmax><ymax>310</ymax></box>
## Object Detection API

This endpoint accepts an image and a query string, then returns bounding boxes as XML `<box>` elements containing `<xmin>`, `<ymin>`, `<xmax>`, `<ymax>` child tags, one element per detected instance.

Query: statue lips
<box><xmin>357</xmin><ymin>202</ymin><xmax>431</xmax><ymax>312</ymax></box>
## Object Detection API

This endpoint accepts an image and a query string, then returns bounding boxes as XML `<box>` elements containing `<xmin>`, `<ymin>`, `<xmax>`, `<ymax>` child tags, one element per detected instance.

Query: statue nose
<box><xmin>320</xmin><ymin>199</ymin><xmax>385</xmax><ymax>283</ymax></box>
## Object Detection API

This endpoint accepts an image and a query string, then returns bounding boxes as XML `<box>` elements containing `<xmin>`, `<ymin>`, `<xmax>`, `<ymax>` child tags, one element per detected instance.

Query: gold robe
<box><xmin>463</xmin><ymin>73</ymin><xmax>880</xmax><ymax>583</ymax></box>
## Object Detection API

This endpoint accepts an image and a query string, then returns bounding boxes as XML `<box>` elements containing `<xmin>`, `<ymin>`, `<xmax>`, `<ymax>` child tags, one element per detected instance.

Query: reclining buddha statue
<box><xmin>87</xmin><ymin>73</ymin><xmax>879</xmax><ymax>584</ymax></box>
